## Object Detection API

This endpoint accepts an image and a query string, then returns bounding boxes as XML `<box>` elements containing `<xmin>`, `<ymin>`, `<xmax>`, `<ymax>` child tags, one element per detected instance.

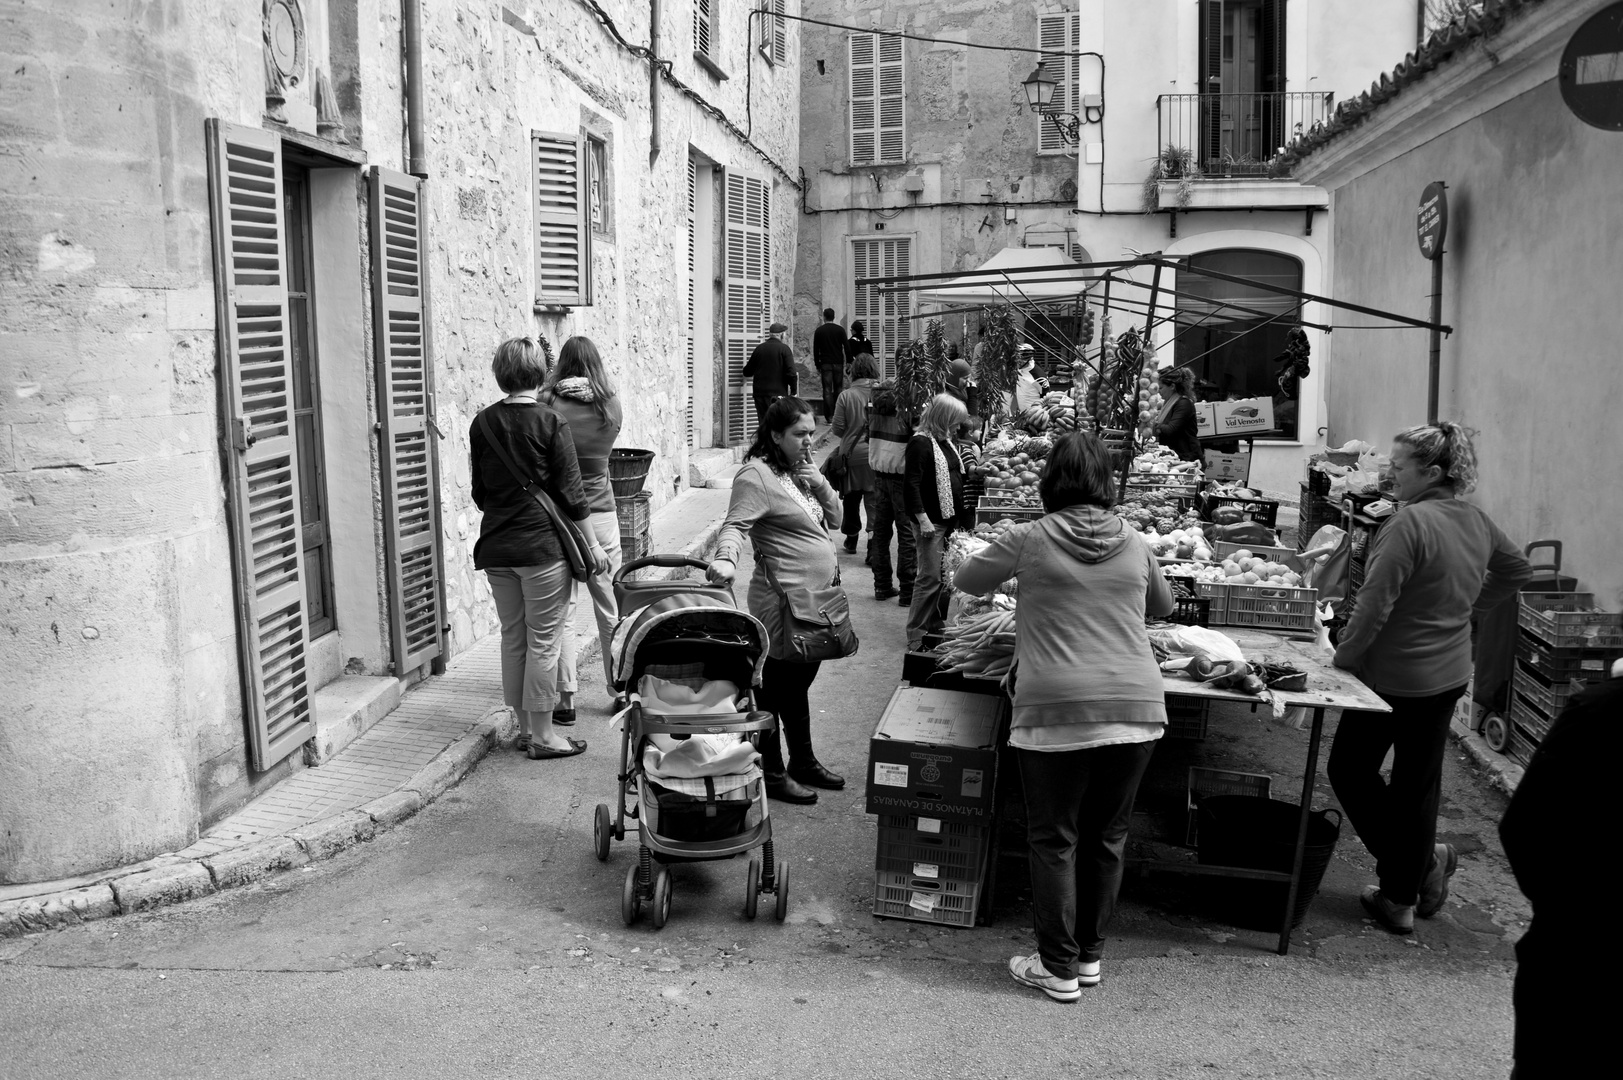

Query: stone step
<box><xmin>687</xmin><ymin>446</ymin><xmax>744</xmax><ymax>489</ymax></box>
<box><xmin>306</xmin><ymin>675</ymin><xmax>403</xmax><ymax>765</ymax></box>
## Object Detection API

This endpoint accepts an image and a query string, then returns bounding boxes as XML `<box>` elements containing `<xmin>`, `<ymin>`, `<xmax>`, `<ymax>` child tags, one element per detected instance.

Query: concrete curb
<box><xmin>0</xmin><ymin>521</ymin><xmax>728</xmax><ymax>941</ymax></box>
<box><xmin>1448</xmin><ymin>717</ymin><xmax>1524</xmax><ymax>796</ymax></box>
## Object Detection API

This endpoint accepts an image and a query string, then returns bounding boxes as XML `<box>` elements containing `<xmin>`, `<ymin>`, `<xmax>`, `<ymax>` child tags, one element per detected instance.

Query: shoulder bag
<box><xmin>476</xmin><ymin>409</ymin><xmax>593</xmax><ymax>582</ymax></box>
<box><xmin>759</xmin><ymin>553</ymin><xmax>859</xmax><ymax>663</ymax></box>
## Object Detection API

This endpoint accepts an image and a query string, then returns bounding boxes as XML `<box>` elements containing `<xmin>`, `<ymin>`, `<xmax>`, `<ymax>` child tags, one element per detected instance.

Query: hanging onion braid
<box><xmin>1395</xmin><ymin>421</ymin><xmax>1479</xmax><ymax>495</ymax></box>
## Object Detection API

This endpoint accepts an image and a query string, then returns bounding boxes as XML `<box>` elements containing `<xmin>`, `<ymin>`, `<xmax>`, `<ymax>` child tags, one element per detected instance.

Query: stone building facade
<box><xmin>795</xmin><ymin>0</ymin><xmax>1415</xmax><ymax>497</ymax></box>
<box><xmin>0</xmin><ymin>0</ymin><xmax>799</xmax><ymax>885</ymax></box>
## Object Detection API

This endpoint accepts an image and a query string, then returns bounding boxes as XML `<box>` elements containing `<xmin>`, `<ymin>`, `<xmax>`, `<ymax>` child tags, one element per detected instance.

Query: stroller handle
<box><xmin>615</xmin><ymin>554</ymin><xmax>715</xmax><ymax>585</ymax></box>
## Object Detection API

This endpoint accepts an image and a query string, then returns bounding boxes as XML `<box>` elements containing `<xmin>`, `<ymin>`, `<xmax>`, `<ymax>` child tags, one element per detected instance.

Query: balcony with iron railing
<box><xmin>1152</xmin><ymin>92</ymin><xmax>1334</xmax><ymax>214</ymax></box>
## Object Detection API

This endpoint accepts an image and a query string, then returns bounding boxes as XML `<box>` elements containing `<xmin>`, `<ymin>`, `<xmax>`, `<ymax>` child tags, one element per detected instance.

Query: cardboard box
<box><xmin>1197</xmin><ymin>397</ymin><xmax>1276</xmax><ymax>439</ymax></box>
<box><xmin>1203</xmin><ymin>450</ymin><xmax>1252</xmax><ymax>483</ymax></box>
<box><xmin>865</xmin><ymin>686</ymin><xmax>1005</xmax><ymax>823</ymax></box>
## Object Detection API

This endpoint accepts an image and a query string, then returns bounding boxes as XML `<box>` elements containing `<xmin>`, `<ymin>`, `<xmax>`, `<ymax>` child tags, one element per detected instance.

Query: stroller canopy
<box><xmin>612</xmin><ymin>591</ymin><xmax>769</xmax><ymax>689</ymax></box>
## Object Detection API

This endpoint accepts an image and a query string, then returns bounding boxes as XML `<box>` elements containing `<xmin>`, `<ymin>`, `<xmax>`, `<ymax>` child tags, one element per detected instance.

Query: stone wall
<box><xmin>422</xmin><ymin>0</ymin><xmax>802</xmax><ymax>655</ymax></box>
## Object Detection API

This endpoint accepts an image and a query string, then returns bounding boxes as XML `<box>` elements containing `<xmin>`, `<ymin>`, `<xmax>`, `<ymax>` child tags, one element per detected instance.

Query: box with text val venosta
<box><xmin>1196</xmin><ymin>397</ymin><xmax>1276</xmax><ymax>439</ymax></box>
<box><xmin>865</xmin><ymin>685</ymin><xmax>1005</xmax><ymax>823</ymax></box>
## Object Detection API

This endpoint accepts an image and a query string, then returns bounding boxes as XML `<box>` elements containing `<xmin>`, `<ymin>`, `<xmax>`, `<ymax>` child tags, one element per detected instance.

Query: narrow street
<box><xmin>0</xmin><ymin>535</ymin><xmax>1526</xmax><ymax>1079</ymax></box>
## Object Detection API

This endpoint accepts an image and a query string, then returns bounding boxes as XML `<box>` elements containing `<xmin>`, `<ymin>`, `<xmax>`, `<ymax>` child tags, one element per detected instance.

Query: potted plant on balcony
<box><xmin>1141</xmin><ymin>146</ymin><xmax>1199</xmax><ymax>212</ymax></box>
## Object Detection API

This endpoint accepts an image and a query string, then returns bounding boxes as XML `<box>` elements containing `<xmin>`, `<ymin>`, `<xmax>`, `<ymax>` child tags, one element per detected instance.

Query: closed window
<box><xmin>850</xmin><ymin>237</ymin><xmax>911</xmax><ymax>380</ymax></box>
<box><xmin>849</xmin><ymin>32</ymin><xmax>905</xmax><ymax>165</ymax></box>
<box><xmin>1173</xmin><ymin>248</ymin><xmax>1303</xmax><ymax>441</ymax></box>
<box><xmin>1037</xmin><ymin>12</ymin><xmax>1081</xmax><ymax>153</ymax></box>
<box><xmin>533</xmin><ymin>130</ymin><xmax>591</xmax><ymax>307</ymax></box>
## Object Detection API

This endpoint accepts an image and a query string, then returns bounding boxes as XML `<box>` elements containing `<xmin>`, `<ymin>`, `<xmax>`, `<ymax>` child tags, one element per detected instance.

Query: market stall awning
<box><xmin>915</xmin><ymin>247</ymin><xmax>1096</xmax><ymax>308</ymax></box>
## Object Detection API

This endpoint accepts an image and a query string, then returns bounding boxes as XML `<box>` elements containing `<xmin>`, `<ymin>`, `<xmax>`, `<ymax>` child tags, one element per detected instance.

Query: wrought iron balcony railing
<box><xmin>1156</xmin><ymin>92</ymin><xmax>1334</xmax><ymax>178</ymax></box>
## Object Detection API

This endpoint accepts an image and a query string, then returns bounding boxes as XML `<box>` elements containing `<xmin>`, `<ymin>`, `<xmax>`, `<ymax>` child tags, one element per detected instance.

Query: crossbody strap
<box><xmin>477</xmin><ymin>409</ymin><xmax>562</xmax><ymax>517</ymax></box>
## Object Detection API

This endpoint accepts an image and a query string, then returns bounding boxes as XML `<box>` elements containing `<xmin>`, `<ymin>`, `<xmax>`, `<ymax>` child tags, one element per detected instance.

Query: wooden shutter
<box><xmin>771</xmin><ymin>0</ymin><xmax>788</xmax><ymax>66</ymax></box>
<box><xmin>1259</xmin><ymin>0</ymin><xmax>1287</xmax><ymax>151</ymax></box>
<box><xmin>370</xmin><ymin>167</ymin><xmax>446</xmax><ymax>677</ymax></box>
<box><xmin>876</xmin><ymin>33</ymin><xmax>906</xmax><ymax>164</ymax></box>
<box><xmin>685</xmin><ymin>155</ymin><xmax>698</xmax><ymax>446</ymax></box>
<box><xmin>849</xmin><ymin>33</ymin><xmax>877</xmax><ymax>165</ymax></box>
<box><xmin>205</xmin><ymin>119</ymin><xmax>312</xmax><ymax>771</ymax></box>
<box><xmin>723</xmin><ymin>170</ymin><xmax>769</xmax><ymax>446</ymax></box>
<box><xmin>851</xmin><ymin>238</ymin><xmax>911</xmax><ymax>380</ymax></box>
<box><xmin>533</xmin><ymin>131</ymin><xmax>590</xmax><ymax>306</ymax></box>
<box><xmin>1198</xmin><ymin>0</ymin><xmax>1224</xmax><ymax>167</ymax></box>
<box><xmin>694</xmin><ymin>0</ymin><xmax>712</xmax><ymax>56</ymax></box>
<box><xmin>1038</xmin><ymin>13</ymin><xmax>1080</xmax><ymax>153</ymax></box>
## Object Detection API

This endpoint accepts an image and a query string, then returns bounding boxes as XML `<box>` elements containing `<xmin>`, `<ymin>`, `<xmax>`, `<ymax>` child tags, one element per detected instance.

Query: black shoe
<box><xmin>875</xmin><ymin>586</ymin><xmax>900</xmax><ymax>601</ymax></box>
<box><xmin>552</xmin><ymin>708</ymin><xmax>576</xmax><ymax>727</ymax></box>
<box><xmin>864</xmin><ymin>550</ymin><xmax>875</xmax><ymax>567</ymax></box>
<box><xmin>789</xmin><ymin>760</ymin><xmax>846</xmax><ymax>790</ymax></box>
<box><xmin>765</xmin><ymin>772</ymin><xmax>818</xmax><ymax>804</ymax></box>
<box><xmin>843</xmin><ymin>535</ymin><xmax>859</xmax><ymax>554</ymax></box>
<box><xmin>898</xmin><ymin>593</ymin><xmax>913</xmax><ymax>607</ymax></box>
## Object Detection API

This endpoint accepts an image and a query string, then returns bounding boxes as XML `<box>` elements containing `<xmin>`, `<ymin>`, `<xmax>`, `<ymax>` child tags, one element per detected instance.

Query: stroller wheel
<box><xmin>651</xmin><ymin>868</ymin><xmax>673</xmax><ymax>930</ymax></box>
<box><xmin>1482</xmin><ymin>713</ymin><xmax>1510</xmax><ymax>753</ymax></box>
<box><xmin>744</xmin><ymin>858</ymin><xmax>761</xmax><ymax>920</ymax></box>
<box><xmin>621</xmin><ymin>862</ymin><xmax>640</xmax><ymax>926</ymax></box>
<box><xmin>593</xmin><ymin>804</ymin><xmax>612</xmax><ymax>862</ymax></box>
<box><xmin>774</xmin><ymin>863</ymin><xmax>790</xmax><ymax>922</ymax></box>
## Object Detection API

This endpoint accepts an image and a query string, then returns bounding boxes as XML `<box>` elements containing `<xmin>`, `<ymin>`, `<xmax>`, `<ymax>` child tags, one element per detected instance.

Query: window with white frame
<box><xmin>759</xmin><ymin>0</ymin><xmax>788</xmax><ymax>66</ymax></box>
<box><xmin>849</xmin><ymin>32</ymin><xmax>905</xmax><ymax>165</ymax></box>
<box><xmin>1037</xmin><ymin>11</ymin><xmax>1081</xmax><ymax>153</ymax></box>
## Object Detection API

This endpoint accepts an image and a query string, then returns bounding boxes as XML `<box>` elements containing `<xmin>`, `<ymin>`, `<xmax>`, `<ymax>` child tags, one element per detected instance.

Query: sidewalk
<box><xmin>0</xmin><ymin>481</ymin><xmax>738</xmax><ymax>939</ymax></box>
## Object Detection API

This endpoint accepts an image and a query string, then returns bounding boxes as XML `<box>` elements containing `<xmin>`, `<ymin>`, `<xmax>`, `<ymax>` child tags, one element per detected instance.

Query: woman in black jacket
<box><xmin>471</xmin><ymin>337</ymin><xmax>608</xmax><ymax>760</ymax></box>
<box><xmin>1152</xmin><ymin>367</ymin><xmax>1202</xmax><ymax>461</ymax></box>
<box><xmin>903</xmin><ymin>393</ymin><xmax>969</xmax><ymax>650</ymax></box>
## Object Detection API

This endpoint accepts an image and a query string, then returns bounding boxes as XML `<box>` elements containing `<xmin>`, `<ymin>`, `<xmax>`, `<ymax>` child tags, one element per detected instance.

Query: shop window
<box><xmin>1173</xmin><ymin>248</ymin><xmax>1302</xmax><ymax>441</ymax></box>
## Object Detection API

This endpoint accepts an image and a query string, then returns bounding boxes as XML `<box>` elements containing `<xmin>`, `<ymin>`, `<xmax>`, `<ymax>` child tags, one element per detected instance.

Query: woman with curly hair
<box><xmin>1330</xmin><ymin>422</ymin><xmax>1531</xmax><ymax>933</ymax></box>
<box><xmin>1152</xmin><ymin>366</ymin><xmax>1202</xmax><ymax>461</ymax></box>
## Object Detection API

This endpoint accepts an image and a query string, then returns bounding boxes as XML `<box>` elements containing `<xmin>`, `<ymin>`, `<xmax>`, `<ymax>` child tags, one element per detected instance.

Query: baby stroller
<box><xmin>593</xmin><ymin>555</ymin><xmax>789</xmax><ymax>928</ymax></box>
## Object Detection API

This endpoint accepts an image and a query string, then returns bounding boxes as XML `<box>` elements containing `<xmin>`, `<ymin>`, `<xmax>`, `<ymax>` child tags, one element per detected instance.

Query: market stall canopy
<box><xmin>915</xmin><ymin>247</ymin><xmax>1098</xmax><ymax>308</ymax></box>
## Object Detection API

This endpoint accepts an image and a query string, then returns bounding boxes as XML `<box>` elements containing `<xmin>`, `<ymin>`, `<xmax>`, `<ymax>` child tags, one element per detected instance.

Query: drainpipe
<box><xmin>404</xmin><ymin>0</ymin><xmax>428</xmax><ymax>178</ymax></box>
<box><xmin>649</xmin><ymin>0</ymin><xmax>661</xmax><ymax>164</ymax></box>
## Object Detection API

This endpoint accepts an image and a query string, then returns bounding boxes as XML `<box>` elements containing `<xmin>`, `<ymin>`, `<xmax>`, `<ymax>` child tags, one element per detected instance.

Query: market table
<box><xmin>936</xmin><ymin>628</ymin><xmax>1389</xmax><ymax>955</ymax></box>
<box><xmin>1132</xmin><ymin>628</ymin><xmax>1389</xmax><ymax>955</ymax></box>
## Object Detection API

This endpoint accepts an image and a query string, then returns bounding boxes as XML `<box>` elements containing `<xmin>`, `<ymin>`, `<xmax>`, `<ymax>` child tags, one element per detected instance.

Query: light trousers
<box><xmin>557</xmin><ymin>510</ymin><xmax>624</xmax><ymax>696</ymax></box>
<box><xmin>485</xmin><ymin>560</ymin><xmax>574</xmax><ymax>715</ymax></box>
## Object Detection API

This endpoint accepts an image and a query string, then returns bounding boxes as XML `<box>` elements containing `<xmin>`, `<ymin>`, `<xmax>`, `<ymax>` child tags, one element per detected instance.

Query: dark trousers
<box><xmin>752</xmin><ymin>390</ymin><xmax>781</xmax><ymax>426</ymax></box>
<box><xmin>756</xmin><ymin>655</ymin><xmax>822</xmax><ymax>775</ymax></box>
<box><xmin>1018</xmin><ymin>741</ymin><xmax>1157</xmax><ymax>978</ymax></box>
<box><xmin>869</xmin><ymin>472</ymin><xmax>916</xmax><ymax>593</ymax></box>
<box><xmin>1327</xmin><ymin>685</ymin><xmax>1466</xmax><ymax>906</ymax></box>
<box><xmin>818</xmin><ymin>365</ymin><xmax>845</xmax><ymax>419</ymax></box>
<box><xmin>841</xmin><ymin>489</ymin><xmax>874</xmax><ymax>538</ymax></box>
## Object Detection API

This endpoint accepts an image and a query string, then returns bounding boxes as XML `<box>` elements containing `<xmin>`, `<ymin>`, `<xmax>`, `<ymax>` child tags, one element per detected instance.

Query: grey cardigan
<box><xmin>714</xmin><ymin>459</ymin><xmax>843</xmax><ymax>661</ymax></box>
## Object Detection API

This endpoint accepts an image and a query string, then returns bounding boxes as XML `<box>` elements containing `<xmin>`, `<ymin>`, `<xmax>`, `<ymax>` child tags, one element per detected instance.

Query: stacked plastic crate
<box><xmin>616</xmin><ymin>491</ymin><xmax>651</xmax><ymax>561</ymax></box>
<box><xmin>1506</xmin><ymin>593</ymin><xmax>1623</xmax><ymax>764</ymax></box>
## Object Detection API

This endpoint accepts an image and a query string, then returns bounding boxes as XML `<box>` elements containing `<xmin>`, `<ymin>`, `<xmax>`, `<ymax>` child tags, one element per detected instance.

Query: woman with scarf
<box><xmin>706</xmin><ymin>397</ymin><xmax>846</xmax><ymax>805</ymax></box>
<box><xmin>1152</xmin><ymin>366</ymin><xmax>1202</xmax><ymax>462</ymax></box>
<box><xmin>539</xmin><ymin>335</ymin><xmax>624</xmax><ymax>720</ymax></box>
<box><xmin>903</xmin><ymin>393</ymin><xmax>969</xmax><ymax>650</ymax></box>
<box><xmin>830</xmin><ymin>353</ymin><xmax>880</xmax><ymax>557</ymax></box>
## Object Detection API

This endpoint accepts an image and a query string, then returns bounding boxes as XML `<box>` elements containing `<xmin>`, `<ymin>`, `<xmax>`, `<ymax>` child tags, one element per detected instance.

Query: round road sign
<box><xmin>1560</xmin><ymin>2</ymin><xmax>1623</xmax><ymax>131</ymax></box>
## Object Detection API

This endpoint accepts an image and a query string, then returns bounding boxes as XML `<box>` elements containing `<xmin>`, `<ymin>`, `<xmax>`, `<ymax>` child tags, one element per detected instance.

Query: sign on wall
<box><xmin>1560</xmin><ymin>1</ymin><xmax>1623</xmax><ymax>131</ymax></box>
<box><xmin>1416</xmin><ymin>182</ymin><xmax>1448</xmax><ymax>260</ymax></box>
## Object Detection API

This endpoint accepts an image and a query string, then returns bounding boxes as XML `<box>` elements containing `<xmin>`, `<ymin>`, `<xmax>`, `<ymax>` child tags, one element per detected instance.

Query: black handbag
<box><xmin>760</xmin><ymin>553</ymin><xmax>859</xmax><ymax>663</ymax></box>
<box><xmin>476</xmin><ymin>409</ymin><xmax>593</xmax><ymax>583</ymax></box>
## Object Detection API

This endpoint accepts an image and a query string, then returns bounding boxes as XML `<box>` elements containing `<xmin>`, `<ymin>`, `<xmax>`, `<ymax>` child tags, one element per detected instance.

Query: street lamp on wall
<box><xmin>1022</xmin><ymin>63</ymin><xmax>1089</xmax><ymax>147</ymax></box>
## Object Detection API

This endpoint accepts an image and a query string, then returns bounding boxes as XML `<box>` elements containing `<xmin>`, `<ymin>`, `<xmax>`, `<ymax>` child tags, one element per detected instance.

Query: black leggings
<box><xmin>1327</xmin><ymin>685</ymin><xmax>1466</xmax><ymax>906</ymax></box>
<box><xmin>756</xmin><ymin>655</ymin><xmax>823</xmax><ymax>773</ymax></box>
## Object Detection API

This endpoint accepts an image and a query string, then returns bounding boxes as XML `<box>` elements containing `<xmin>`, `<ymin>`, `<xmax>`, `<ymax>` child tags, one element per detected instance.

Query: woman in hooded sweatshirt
<box><xmin>955</xmin><ymin>432</ymin><xmax>1174</xmax><ymax>1003</ymax></box>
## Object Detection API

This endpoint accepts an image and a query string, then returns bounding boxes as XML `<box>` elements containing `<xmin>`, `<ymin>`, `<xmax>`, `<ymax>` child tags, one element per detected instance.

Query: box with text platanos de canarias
<box><xmin>866</xmin><ymin>686</ymin><xmax>1006</xmax><ymax>823</ymax></box>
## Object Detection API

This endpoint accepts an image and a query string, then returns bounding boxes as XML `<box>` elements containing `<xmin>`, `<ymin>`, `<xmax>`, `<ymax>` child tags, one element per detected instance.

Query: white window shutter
<box><xmin>1038</xmin><ymin>13</ymin><xmax>1080</xmax><ymax>153</ymax></box>
<box><xmin>694</xmin><ymin>0</ymin><xmax>712</xmax><ymax>56</ymax></box>
<box><xmin>685</xmin><ymin>156</ymin><xmax>698</xmax><ymax>446</ymax></box>
<box><xmin>851</xmin><ymin>237</ymin><xmax>911</xmax><ymax>380</ymax></box>
<box><xmin>204</xmin><ymin>119</ymin><xmax>313</xmax><ymax>771</ymax></box>
<box><xmin>772</xmin><ymin>0</ymin><xmax>788</xmax><ymax>65</ymax></box>
<box><xmin>369</xmin><ymin>166</ymin><xmax>445</xmax><ymax>677</ymax></box>
<box><xmin>533</xmin><ymin>131</ymin><xmax>590</xmax><ymax>306</ymax></box>
<box><xmin>876</xmin><ymin>33</ymin><xmax>906</xmax><ymax>164</ymax></box>
<box><xmin>849</xmin><ymin>33</ymin><xmax>876</xmax><ymax>165</ymax></box>
<box><xmin>724</xmin><ymin>170</ymin><xmax>770</xmax><ymax>446</ymax></box>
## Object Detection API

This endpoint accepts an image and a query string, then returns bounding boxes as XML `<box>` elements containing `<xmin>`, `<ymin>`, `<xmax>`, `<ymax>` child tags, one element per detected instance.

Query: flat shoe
<box><xmin>552</xmin><ymin>708</ymin><xmax>576</xmax><ymax>727</ymax></box>
<box><xmin>874</xmin><ymin>586</ymin><xmax>900</xmax><ymax>601</ymax></box>
<box><xmin>1417</xmin><ymin>843</ymin><xmax>1458</xmax><ymax>919</ymax></box>
<box><xmin>515</xmin><ymin>733</ymin><xmax>532</xmax><ymax>752</ymax></box>
<box><xmin>528</xmin><ymin>737</ymin><xmax>587</xmax><ymax>759</ymax></box>
<box><xmin>1360</xmin><ymin>885</ymin><xmax>1414</xmax><ymax>935</ymax></box>
<box><xmin>789</xmin><ymin>762</ymin><xmax>846</xmax><ymax>790</ymax></box>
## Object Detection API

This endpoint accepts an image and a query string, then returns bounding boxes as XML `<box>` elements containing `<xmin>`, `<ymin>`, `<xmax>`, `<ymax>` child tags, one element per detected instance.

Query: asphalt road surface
<box><xmin>0</xmin><ymin>538</ymin><xmax>1527</xmax><ymax>1079</ymax></box>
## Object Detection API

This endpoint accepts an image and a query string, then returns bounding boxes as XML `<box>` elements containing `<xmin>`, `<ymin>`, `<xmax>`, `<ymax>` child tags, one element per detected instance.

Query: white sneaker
<box><xmin>1008</xmin><ymin>953</ymin><xmax>1082</xmax><ymax>1002</ymax></box>
<box><xmin>1077</xmin><ymin>960</ymin><xmax>1101</xmax><ymax>987</ymax></box>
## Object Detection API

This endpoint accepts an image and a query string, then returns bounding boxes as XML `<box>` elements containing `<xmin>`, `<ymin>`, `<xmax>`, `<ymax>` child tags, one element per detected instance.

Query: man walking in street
<box><xmin>742</xmin><ymin>321</ymin><xmax>797</xmax><ymax>426</ymax></box>
<box><xmin>812</xmin><ymin>308</ymin><xmax>848</xmax><ymax>421</ymax></box>
<box><xmin>866</xmin><ymin>381</ymin><xmax>915</xmax><ymax>603</ymax></box>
